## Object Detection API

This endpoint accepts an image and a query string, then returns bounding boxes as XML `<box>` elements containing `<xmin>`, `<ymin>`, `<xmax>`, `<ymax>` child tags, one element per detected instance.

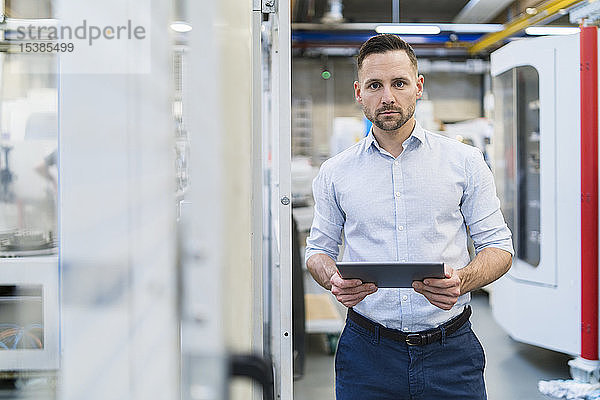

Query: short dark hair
<box><xmin>357</xmin><ymin>34</ymin><xmax>418</xmax><ymax>74</ymax></box>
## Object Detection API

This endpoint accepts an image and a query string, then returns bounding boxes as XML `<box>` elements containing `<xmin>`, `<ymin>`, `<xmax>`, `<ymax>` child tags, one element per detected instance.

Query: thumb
<box><xmin>330</xmin><ymin>271</ymin><xmax>343</xmax><ymax>286</ymax></box>
<box><xmin>444</xmin><ymin>264</ymin><xmax>454</xmax><ymax>279</ymax></box>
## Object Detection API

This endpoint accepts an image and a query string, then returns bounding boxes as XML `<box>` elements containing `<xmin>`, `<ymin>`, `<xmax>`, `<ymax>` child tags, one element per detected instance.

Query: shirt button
<box><xmin>394</xmin><ymin>160</ymin><xmax>399</xmax><ymax>166</ymax></box>
<box><xmin>402</xmin><ymin>295</ymin><xmax>408</xmax><ymax>301</ymax></box>
<box><xmin>401</xmin><ymin>259</ymin><xmax>407</xmax><ymax>262</ymax></box>
<box><xmin>403</xmin><ymin>327</ymin><xmax>409</xmax><ymax>332</ymax></box>
<box><xmin>395</xmin><ymin>192</ymin><xmax>401</xmax><ymax>198</ymax></box>
<box><xmin>397</xmin><ymin>225</ymin><xmax>404</xmax><ymax>231</ymax></box>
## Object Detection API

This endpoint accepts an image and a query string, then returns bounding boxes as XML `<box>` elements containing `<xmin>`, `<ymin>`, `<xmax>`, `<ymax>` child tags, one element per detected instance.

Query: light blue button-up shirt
<box><xmin>305</xmin><ymin>121</ymin><xmax>514</xmax><ymax>331</ymax></box>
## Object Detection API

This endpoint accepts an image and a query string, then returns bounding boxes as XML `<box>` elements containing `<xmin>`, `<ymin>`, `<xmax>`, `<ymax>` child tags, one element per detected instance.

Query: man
<box><xmin>305</xmin><ymin>34</ymin><xmax>513</xmax><ymax>400</ymax></box>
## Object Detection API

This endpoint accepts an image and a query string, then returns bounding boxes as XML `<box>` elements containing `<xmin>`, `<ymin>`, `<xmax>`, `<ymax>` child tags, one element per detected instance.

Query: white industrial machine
<box><xmin>489</xmin><ymin>29</ymin><xmax>600</xmax><ymax>379</ymax></box>
<box><xmin>491</xmin><ymin>32</ymin><xmax>581</xmax><ymax>355</ymax></box>
<box><xmin>0</xmin><ymin>1</ymin><xmax>292</xmax><ymax>399</ymax></box>
<box><xmin>0</xmin><ymin>0</ymin><xmax>292</xmax><ymax>399</ymax></box>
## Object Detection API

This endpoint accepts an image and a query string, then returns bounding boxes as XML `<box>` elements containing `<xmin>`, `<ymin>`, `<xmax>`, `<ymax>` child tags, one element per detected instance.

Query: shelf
<box><xmin>0</xmin><ymin>296</ymin><xmax>42</xmax><ymax>302</ymax></box>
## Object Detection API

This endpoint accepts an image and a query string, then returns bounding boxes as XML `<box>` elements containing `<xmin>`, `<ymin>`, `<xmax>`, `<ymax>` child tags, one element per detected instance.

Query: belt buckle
<box><xmin>405</xmin><ymin>333</ymin><xmax>421</xmax><ymax>346</ymax></box>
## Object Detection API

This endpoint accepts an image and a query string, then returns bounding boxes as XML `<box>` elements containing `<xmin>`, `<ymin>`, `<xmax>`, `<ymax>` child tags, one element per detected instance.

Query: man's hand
<box><xmin>412</xmin><ymin>265</ymin><xmax>461</xmax><ymax>311</ymax></box>
<box><xmin>330</xmin><ymin>273</ymin><xmax>378</xmax><ymax>308</ymax></box>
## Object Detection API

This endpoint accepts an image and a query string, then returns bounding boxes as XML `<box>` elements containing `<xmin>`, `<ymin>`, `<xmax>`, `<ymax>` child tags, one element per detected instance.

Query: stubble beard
<box><xmin>364</xmin><ymin>102</ymin><xmax>415</xmax><ymax>132</ymax></box>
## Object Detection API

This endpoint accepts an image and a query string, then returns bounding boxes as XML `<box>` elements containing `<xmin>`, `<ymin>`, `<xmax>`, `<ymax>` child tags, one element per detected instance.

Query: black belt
<box><xmin>347</xmin><ymin>305</ymin><xmax>472</xmax><ymax>346</ymax></box>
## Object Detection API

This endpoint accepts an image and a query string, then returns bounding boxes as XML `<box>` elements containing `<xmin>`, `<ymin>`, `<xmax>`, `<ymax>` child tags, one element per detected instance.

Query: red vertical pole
<box><xmin>581</xmin><ymin>25</ymin><xmax>599</xmax><ymax>361</ymax></box>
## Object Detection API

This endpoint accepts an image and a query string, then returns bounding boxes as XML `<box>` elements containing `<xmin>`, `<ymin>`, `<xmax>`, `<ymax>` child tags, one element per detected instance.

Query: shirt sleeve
<box><xmin>305</xmin><ymin>163</ymin><xmax>345</xmax><ymax>263</ymax></box>
<box><xmin>461</xmin><ymin>148</ymin><xmax>515</xmax><ymax>256</ymax></box>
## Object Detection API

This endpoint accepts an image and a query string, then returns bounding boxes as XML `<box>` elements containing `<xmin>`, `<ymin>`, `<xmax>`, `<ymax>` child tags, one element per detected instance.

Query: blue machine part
<box><xmin>291</xmin><ymin>31</ymin><xmax>486</xmax><ymax>45</ymax></box>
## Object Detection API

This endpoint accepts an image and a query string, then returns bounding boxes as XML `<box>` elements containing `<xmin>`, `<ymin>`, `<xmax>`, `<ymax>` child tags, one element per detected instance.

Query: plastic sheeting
<box><xmin>539</xmin><ymin>380</ymin><xmax>600</xmax><ymax>399</ymax></box>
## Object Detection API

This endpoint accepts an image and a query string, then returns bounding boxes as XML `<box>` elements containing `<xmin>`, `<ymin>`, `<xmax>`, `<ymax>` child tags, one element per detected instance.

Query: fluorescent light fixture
<box><xmin>525</xmin><ymin>26</ymin><xmax>579</xmax><ymax>35</ymax></box>
<box><xmin>376</xmin><ymin>25</ymin><xmax>441</xmax><ymax>35</ymax></box>
<box><xmin>170</xmin><ymin>21</ymin><xmax>193</xmax><ymax>33</ymax></box>
<box><xmin>437</xmin><ymin>23</ymin><xmax>503</xmax><ymax>33</ymax></box>
<box><xmin>291</xmin><ymin>22</ymin><xmax>503</xmax><ymax>34</ymax></box>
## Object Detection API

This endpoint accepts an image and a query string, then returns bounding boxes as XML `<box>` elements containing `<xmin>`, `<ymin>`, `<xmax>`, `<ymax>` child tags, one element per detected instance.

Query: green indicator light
<box><xmin>321</xmin><ymin>70</ymin><xmax>331</xmax><ymax>80</ymax></box>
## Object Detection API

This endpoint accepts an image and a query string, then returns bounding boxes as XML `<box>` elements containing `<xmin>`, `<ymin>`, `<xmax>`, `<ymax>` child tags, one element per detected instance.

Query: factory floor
<box><xmin>293</xmin><ymin>290</ymin><xmax>573</xmax><ymax>400</ymax></box>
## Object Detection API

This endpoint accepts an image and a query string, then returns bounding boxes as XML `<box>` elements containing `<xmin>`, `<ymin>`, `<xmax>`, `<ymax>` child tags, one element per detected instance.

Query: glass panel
<box><xmin>0</xmin><ymin>53</ymin><xmax>58</xmax><ymax>256</ymax></box>
<box><xmin>493</xmin><ymin>66</ymin><xmax>540</xmax><ymax>267</ymax></box>
<box><xmin>493</xmin><ymin>70</ymin><xmax>516</xmax><ymax>249</ymax></box>
<box><xmin>516</xmin><ymin>66</ymin><xmax>540</xmax><ymax>266</ymax></box>
<box><xmin>5</xmin><ymin>0</ymin><xmax>52</xmax><ymax>19</ymax></box>
<box><xmin>0</xmin><ymin>285</ymin><xmax>43</xmax><ymax>350</ymax></box>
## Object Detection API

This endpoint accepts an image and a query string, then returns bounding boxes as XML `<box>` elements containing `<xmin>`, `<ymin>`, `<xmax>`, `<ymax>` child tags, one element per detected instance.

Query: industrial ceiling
<box><xmin>293</xmin><ymin>0</ymin><xmax>529</xmax><ymax>23</ymax></box>
<box><xmin>292</xmin><ymin>0</ymin><xmax>580</xmax><ymax>56</ymax></box>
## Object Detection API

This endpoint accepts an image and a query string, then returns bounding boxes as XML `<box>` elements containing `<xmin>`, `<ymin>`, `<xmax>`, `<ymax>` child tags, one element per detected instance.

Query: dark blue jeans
<box><xmin>335</xmin><ymin>316</ymin><xmax>487</xmax><ymax>400</ymax></box>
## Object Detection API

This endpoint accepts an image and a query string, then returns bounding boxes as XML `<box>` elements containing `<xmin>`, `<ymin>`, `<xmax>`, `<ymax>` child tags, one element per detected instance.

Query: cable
<box><xmin>0</xmin><ymin>323</ymin><xmax>44</xmax><ymax>350</ymax></box>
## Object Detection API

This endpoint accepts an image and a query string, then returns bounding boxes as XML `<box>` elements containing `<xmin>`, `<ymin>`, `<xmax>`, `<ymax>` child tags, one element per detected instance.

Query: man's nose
<box><xmin>381</xmin><ymin>86</ymin><xmax>395</xmax><ymax>104</ymax></box>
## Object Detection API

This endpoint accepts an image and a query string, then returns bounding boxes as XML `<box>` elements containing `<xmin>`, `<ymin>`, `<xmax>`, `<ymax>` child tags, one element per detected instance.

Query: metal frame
<box><xmin>265</xmin><ymin>0</ymin><xmax>293</xmax><ymax>397</ymax></box>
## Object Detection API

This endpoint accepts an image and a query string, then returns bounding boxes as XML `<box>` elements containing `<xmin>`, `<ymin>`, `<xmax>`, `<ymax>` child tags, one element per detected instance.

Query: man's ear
<box><xmin>416</xmin><ymin>74</ymin><xmax>425</xmax><ymax>99</ymax></box>
<box><xmin>354</xmin><ymin>80</ymin><xmax>361</xmax><ymax>102</ymax></box>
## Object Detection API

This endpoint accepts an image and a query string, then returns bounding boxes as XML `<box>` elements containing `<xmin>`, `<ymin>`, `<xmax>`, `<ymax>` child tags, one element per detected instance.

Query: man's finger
<box><xmin>421</xmin><ymin>277</ymin><xmax>457</xmax><ymax>288</ymax></box>
<box><xmin>413</xmin><ymin>283</ymin><xmax>459</xmax><ymax>302</ymax></box>
<box><xmin>330</xmin><ymin>273</ymin><xmax>364</xmax><ymax>288</ymax></box>
<box><xmin>421</xmin><ymin>296</ymin><xmax>455</xmax><ymax>310</ymax></box>
<box><xmin>418</xmin><ymin>264</ymin><xmax>457</xmax><ymax>287</ymax></box>
<box><xmin>334</xmin><ymin>287</ymin><xmax>377</xmax><ymax>307</ymax></box>
<box><xmin>336</xmin><ymin>293</ymin><xmax>364</xmax><ymax>303</ymax></box>
<box><xmin>332</xmin><ymin>283</ymin><xmax>377</xmax><ymax>296</ymax></box>
<box><xmin>414</xmin><ymin>289</ymin><xmax>457</xmax><ymax>309</ymax></box>
<box><xmin>341</xmin><ymin>298</ymin><xmax>361</xmax><ymax>308</ymax></box>
<box><xmin>413</xmin><ymin>281</ymin><xmax>460</xmax><ymax>296</ymax></box>
<box><xmin>336</xmin><ymin>290</ymin><xmax>373</xmax><ymax>305</ymax></box>
<box><xmin>427</xmin><ymin>300</ymin><xmax>455</xmax><ymax>311</ymax></box>
<box><xmin>420</xmin><ymin>291</ymin><xmax>457</xmax><ymax>305</ymax></box>
<box><xmin>415</xmin><ymin>289</ymin><xmax>458</xmax><ymax>302</ymax></box>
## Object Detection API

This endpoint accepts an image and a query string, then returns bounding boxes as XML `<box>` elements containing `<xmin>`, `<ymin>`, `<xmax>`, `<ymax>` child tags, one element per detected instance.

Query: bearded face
<box><xmin>362</xmin><ymin>101</ymin><xmax>416</xmax><ymax>132</ymax></box>
<box><xmin>354</xmin><ymin>50</ymin><xmax>423</xmax><ymax>135</ymax></box>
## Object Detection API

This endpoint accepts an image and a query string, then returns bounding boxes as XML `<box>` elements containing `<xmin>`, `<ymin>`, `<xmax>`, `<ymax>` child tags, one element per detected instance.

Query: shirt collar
<box><xmin>411</xmin><ymin>120</ymin><xmax>426</xmax><ymax>145</ymax></box>
<box><xmin>365</xmin><ymin>120</ymin><xmax>425</xmax><ymax>153</ymax></box>
<box><xmin>364</xmin><ymin>129</ymin><xmax>378</xmax><ymax>150</ymax></box>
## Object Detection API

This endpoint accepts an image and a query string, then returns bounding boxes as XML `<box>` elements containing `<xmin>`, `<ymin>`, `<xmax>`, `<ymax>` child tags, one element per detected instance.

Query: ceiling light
<box><xmin>170</xmin><ymin>21</ymin><xmax>192</xmax><ymax>33</ymax></box>
<box><xmin>436</xmin><ymin>23</ymin><xmax>503</xmax><ymax>33</ymax></box>
<box><xmin>526</xmin><ymin>7</ymin><xmax>538</xmax><ymax>15</ymax></box>
<box><xmin>525</xmin><ymin>26</ymin><xmax>580</xmax><ymax>35</ymax></box>
<box><xmin>375</xmin><ymin>25</ymin><xmax>441</xmax><ymax>35</ymax></box>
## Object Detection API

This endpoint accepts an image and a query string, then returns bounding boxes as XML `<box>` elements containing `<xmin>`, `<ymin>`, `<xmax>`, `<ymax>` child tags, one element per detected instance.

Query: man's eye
<box><xmin>369</xmin><ymin>82</ymin><xmax>381</xmax><ymax>89</ymax></box>
<box><xmin>394</xmin><ymin>81</ymin><xmax>405</xmax><ymax>88</ymax></box>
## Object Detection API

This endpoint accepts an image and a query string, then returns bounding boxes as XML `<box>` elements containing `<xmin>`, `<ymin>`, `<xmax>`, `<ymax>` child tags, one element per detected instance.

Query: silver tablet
<box><xmin>336</xmin><ymin>261</ymin><xmax>445</xmax><ymax>288</ymax></box>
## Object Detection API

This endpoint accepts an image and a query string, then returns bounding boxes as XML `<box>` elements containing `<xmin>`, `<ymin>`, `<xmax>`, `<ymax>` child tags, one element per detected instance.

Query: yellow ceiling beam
<box><xmin>468</xmin><ymin>0</ymin><xmax>585</xmax><ymax>54</ymax></box>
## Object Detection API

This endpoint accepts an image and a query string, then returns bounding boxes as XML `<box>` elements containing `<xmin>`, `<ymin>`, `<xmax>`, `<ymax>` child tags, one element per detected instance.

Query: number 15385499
<box><xmin>19</xmin><ymin>42</ymin><xmax>74</xmax><ymax>53</ymax></box>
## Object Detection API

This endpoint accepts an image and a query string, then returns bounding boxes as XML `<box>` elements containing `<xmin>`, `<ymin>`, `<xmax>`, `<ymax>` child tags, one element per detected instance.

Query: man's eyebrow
<box><xmin>363</xmin><ymin>78</ymin><xmax>381</xmax><ymax>85</ymax></box>
<box><xmin>363</xmin><ymin>76</ymin><xmax>412</xmax><ymax>85</ymax></box>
